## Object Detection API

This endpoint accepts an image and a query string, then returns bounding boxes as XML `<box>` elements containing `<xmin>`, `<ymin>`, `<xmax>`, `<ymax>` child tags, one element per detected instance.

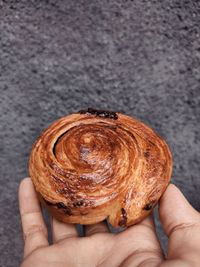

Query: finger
<box><xmin>103</xmin><ymin>213</ymin><xmax>164</xmax><ymax>267</ymax></box>
<box><xmin>122</xmin><ymin>212</ymin><xmax>164</xmax><ymax>256</ymax></box>
<box><xmin>18</xmin><ymin>178</ymin><xmax>49</xmax><ymax>258</ymax></box>
<box><xmin>124</xmin><ymin>211</ymin><xmax>161</xmax><ymax>246</ymax></box>
<box><xmin>159</xmin><ymin>184</ymin><xmax>200</xmax><ymax>264</ymax></box>
<box><xmin>139</xmin><ymin>210</ymin><xmax>156</xmax><ymax>230</ymax></box>
<box><xmin>85</xmin><ymin>220</ymin><xmax>109</xmax><ymax>236</ymax></box>
<box><xmin>50</xmin><ymin>216</ymin><xmax>78</xmax><ymax>243</ymax></box>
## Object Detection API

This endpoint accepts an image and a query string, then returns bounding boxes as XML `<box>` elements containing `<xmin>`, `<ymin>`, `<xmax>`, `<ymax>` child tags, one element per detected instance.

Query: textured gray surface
<box><xmin>0</xmin><ymin>0</ymin><xmax>200</xmax><ymax>266</ymax></box>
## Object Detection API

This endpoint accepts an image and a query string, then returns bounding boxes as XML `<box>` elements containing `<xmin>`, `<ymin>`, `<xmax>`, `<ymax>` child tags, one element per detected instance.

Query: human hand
<box><xmin>19</xmin><ymin>178</ymin><xmax>200</xmax><ymax>267</ymax></box>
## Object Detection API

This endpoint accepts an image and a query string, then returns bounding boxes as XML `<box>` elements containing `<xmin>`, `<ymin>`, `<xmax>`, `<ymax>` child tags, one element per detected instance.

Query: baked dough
<box><xmin>29</xmin><ymin>108</ymin><xmax>172</xmax><ymax>228</ymax></box>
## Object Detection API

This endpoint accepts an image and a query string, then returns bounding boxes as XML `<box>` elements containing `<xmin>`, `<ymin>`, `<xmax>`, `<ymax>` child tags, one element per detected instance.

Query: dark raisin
<box><xmin>73</xmin><ymin>201</ymin><xmax>83</xmax><ymax>207</ymax></box>
<box><xmin>143</xmin><ymin>200</ymin><xmax>155</xmax><ymax>210</ymax></box>
<box><xmin>56</xmin><ymin>202</ymin><xmax>67</xmax><ymax>209</ymax></box>
<box><xmin>65</xmin><ymin>208</ymin><xmax>72</xmax><ymax>216</ymax></box>
<box><xmin>45</xmin><ymin>200</ymin><xmax>54</xmax><ymax>206</ymax></box>
<box><xmin>78</xmin><ymin>107</ymin><xmax>118</xmax><ymax>120</ymax></box>
<box><xmin>118</xmin><ymin>219</ymin><xmax>126</xmax><ymax>227</ymax></box>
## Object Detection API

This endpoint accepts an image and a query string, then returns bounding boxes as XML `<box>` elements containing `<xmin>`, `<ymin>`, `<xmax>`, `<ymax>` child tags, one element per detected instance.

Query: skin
<box><xmin>19</xmin><ymin>178</ymin><xmax>200</xmax><ymax>267</ymax></box>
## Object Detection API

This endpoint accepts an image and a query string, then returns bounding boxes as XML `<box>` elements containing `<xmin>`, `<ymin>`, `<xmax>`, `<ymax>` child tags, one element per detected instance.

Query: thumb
<box><xmin>159</xmin><ymin>184</ymin><xmax>200</xmax><ymax>265</ymax></box>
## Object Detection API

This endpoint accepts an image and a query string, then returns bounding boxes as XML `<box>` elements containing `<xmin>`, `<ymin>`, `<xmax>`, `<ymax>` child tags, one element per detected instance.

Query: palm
<box><xmin>21</xmin><ymin>215</ymin><xmax>163</xmax><ymax>267</ymax></box>
<box><xmin>19</xmin><ymin>179</ymin><xmax>200</xmax><ymax>267</ymax></box>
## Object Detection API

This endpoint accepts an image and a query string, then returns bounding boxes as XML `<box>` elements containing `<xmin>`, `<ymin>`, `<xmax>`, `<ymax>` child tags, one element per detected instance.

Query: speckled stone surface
<box><xmin>0</xmin><ymin>0</ymin><xmax>200</xmax><ymax>266</ymax></box>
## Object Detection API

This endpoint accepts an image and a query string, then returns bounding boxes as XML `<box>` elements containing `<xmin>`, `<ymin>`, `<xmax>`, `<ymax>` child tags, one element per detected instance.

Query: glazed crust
<box><xmin>29</xmin><ymin>108</ymin><xmax>172</xmax><ymax>228</ymax></box>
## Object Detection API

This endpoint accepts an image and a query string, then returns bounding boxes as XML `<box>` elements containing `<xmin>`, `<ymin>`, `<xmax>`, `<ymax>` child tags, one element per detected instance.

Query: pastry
<box><xmin>29</xmin><ymin>107</ymin><xmax>172</xmax><ymax>228</ymax></box>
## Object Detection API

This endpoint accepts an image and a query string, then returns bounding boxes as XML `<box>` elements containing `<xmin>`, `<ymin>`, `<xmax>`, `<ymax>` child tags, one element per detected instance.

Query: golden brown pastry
<box><xmin>29</xmin><ymin>107</ymin><xmax>172</xmax><ymax>228</ymax></box>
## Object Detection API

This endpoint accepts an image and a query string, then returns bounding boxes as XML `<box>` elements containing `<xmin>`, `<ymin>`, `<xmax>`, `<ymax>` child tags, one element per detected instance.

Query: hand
<box><xmin>19</xmin><ymin>178</ymin><xmax>200</xmax><ymax>267</ymax></box>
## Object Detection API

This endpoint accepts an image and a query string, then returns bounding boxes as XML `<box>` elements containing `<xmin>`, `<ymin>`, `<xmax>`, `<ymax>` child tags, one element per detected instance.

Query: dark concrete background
<box><xmin>0</xmin><ymin>0</ymin><xmax>200</xmax><ymax>266</ymax></box>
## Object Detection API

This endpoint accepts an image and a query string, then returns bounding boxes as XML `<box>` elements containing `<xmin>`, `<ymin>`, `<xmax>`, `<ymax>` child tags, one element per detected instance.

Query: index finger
<box><xmin>18</xmin><ymin>178</ymin><xmax>49</xmax><ymax>258</ymax></box>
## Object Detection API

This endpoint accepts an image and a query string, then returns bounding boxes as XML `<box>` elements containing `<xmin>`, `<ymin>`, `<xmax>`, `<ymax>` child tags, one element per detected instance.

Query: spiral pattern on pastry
<box><xmin>29</xmin><ymin>108</ymin><xmax>172</xmax><ymax>228</ymax></box>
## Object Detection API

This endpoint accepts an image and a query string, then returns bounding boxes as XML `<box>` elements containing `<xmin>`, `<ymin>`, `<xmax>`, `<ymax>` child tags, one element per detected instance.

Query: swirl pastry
<box><xmin>29</xmin><ymin>107</ymin><xmax>172</xmax><ymax>228</ymax></box>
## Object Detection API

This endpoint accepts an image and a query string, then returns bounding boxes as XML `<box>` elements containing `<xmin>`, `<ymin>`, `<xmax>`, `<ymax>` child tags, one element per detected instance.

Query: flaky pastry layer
<box><xmin>29</xmin><ymin>108</ymin><xmax>172</xmax><ymax>228</ymax></box>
